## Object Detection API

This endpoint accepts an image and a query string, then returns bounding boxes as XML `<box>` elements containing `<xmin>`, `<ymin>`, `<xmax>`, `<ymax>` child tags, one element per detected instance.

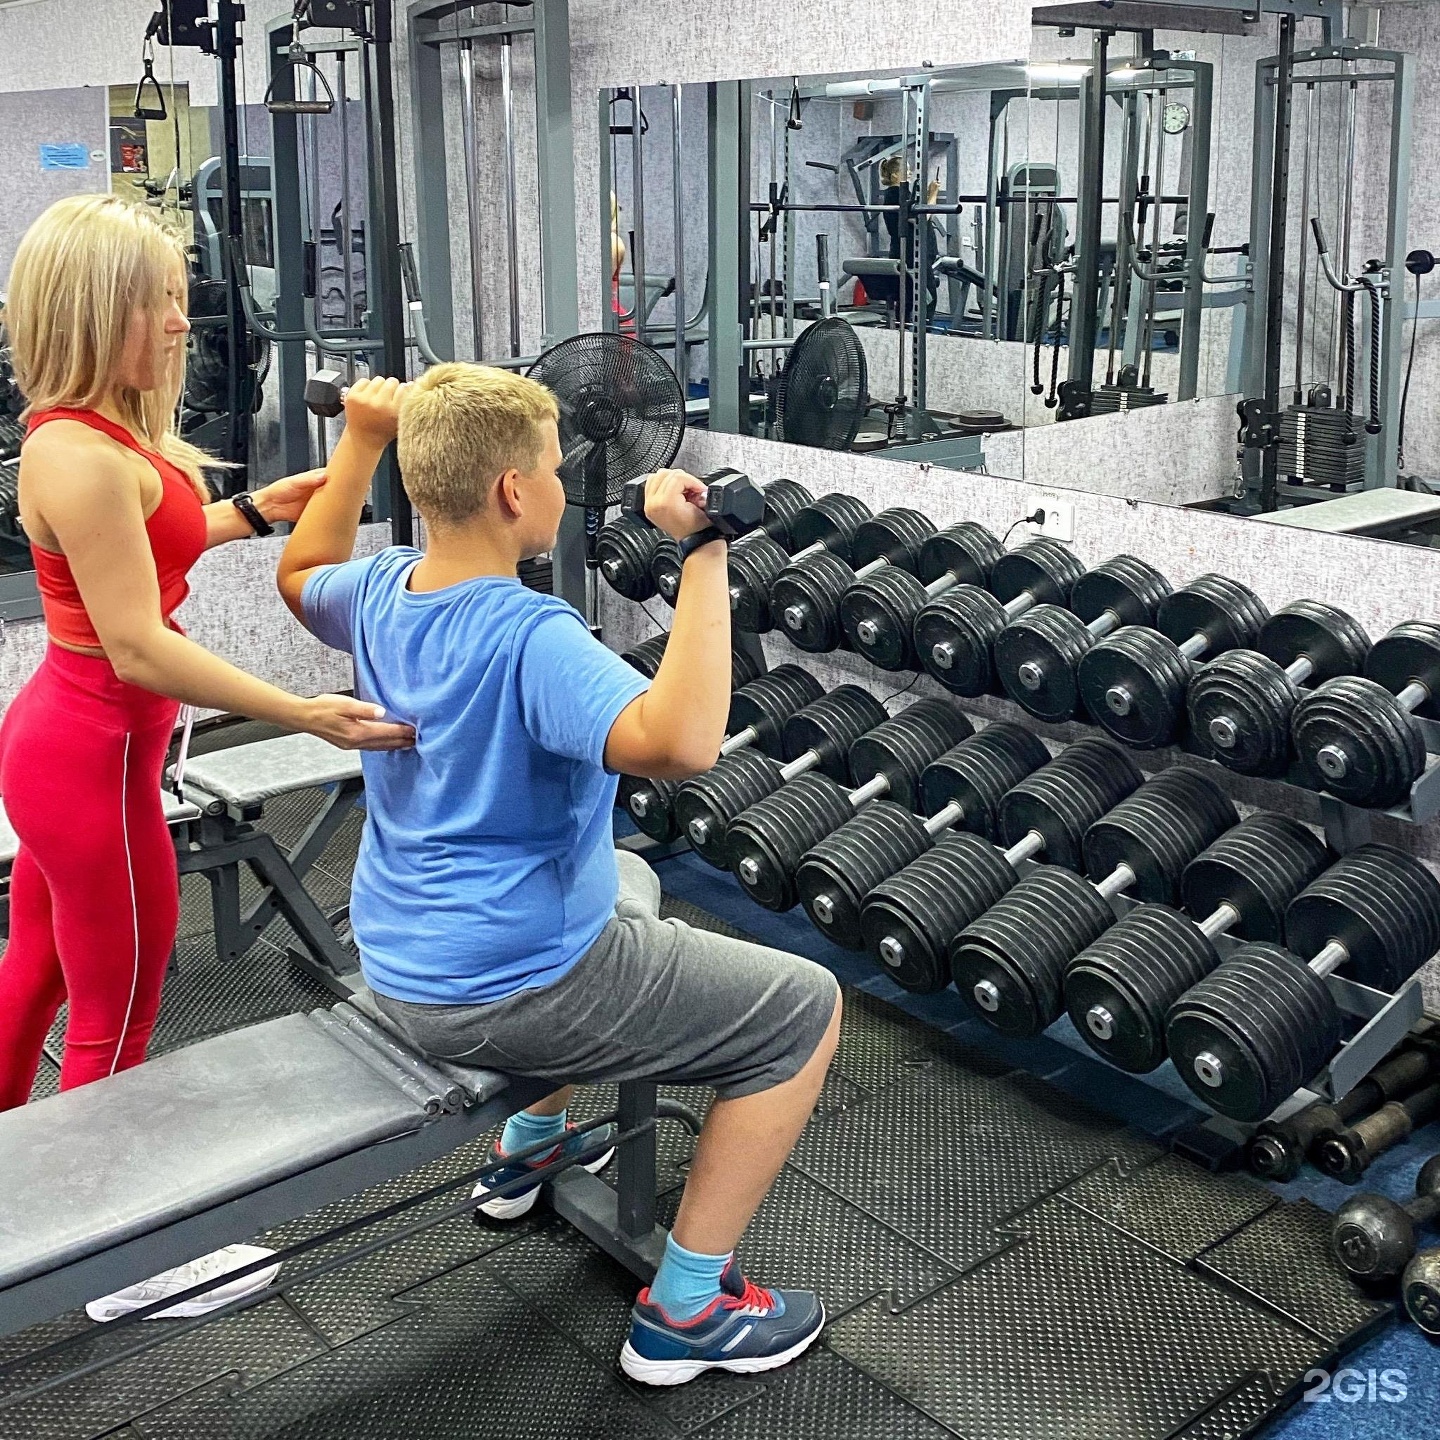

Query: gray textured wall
<box><xmin>0</xmin><ymin>86</ymin><xmax>108</xmax><ymax>281</ymax></box>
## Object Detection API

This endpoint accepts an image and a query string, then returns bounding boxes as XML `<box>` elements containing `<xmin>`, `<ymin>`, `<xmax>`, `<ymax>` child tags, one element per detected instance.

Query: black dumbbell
<box><xmin>839</xmin><ymin>522</ymin><xmax>1004</xmax><ymax>672</ymax></box>
<box><xmin>1165</xmin><ymin>844</ymin><xmax>1440</xmax><ymax>1122</ymax></box>
<box><xmin>1064</xmin><ymin>814</ymin><xmax>1330</xmax><ymax>1075</ymax></box>
<box><xmin>1078</xmin><ymin>574</ymin><xmax>1270</xmax><ymax>748</ymax></box>
<box><xmin>616</xmin><ymin>665</ymin><xmax>824</xmax><ymax>841</ymax></box>
<box><xmin>629</xmin><ymin>470</ymin><xmax>776</xmax><ymax>607</ymax></box>
<box><xmin>1187</xmin><ymin>601</ymin><xmax>1371</xmax><ymax>777</ymax></box>
<box><xmin>1247</xmin><ymin>1044</ymin><xmax>1439</xmax><ymax>1181</ymax></box>
<box><xmin>949</xmin><ymin>768</ymin><xmax>1237</xmax><ymax>1037</ymax></box>
<box><xmin>650</xmin><ymin>538</ymin><xmax>684</xmax><ymax>606</ymax></box>
<box><xmin>1332</xmin><ymin>1155</ymin><xmax>1440</xmax><ymax>1285</ymax></box>
<box><xmin>621</xmin><ymin>467</ymin><xmax>767</xmax><ymax>540</ymax></box>
<box><xmin>620</xmin><ymin>633</ymin><xmax>669</xmax><ymax>678</ymax></box>
<box><xmin>1403</xmin><ymin>1246</ymin><xmax>1440</xmax><ymax>1338</ymax></box>
<box><xmin>597</xmin><ymin>514</ymin><xmax>663</xmax><ymax>601</ymax></box>
<box><xmin>858</xmin><ymin>737</ymin><xmax>1142</xmax><ymax>994</ymax></box>
<box><xmin>913</xmin><ymin>537</ymin><xmax>1085</xmax><ymax>696</ymax></box>
<box><xmin>770</xmin><ymin>508</ymin><xmax>935</xmax><ymax>653</ymax></box>
<box><xmin>1292</xmin><ymin>621</ymin><xmax>1440</xmax><ymax>808</ymax></box>
<box><xmin>725</xmin><ymin>699</ymin><xmax>975</xmax><ymax>911</ymax></box>
<box><xmin>729</xmin><ymin>492</ymin><xmax>873</xmax><ymax>633</ymax></box>
<box><xmin>796</xmin><ymin>724</ymin><xmax>1049</xmax><ymax>949</ymax></box>
<box><xmin>672</xmin><ymin>685</ymin><xmax>888</xmax><ymax>867</ymax></box>
<box><xmin>1316</xmin><ymin>1080</ymin><xmax>1440</xmax><ymax>1184</ymax></box>
<box><xmin>993</xmin><ymin>556</ymin><xmax>1172</xmax><ymax>723</ymax></box>
<box><xmin>303</xmin><ymin>368</ymin><xmax>352</xmax><ymax>417</ymax></box>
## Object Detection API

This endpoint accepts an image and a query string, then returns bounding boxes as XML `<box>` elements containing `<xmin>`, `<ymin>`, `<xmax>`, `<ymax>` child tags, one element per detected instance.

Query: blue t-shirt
<box><xmin>302</xmin><ymin>546</ymin><xmax>650</xmax><ymax>1005</ymax></box>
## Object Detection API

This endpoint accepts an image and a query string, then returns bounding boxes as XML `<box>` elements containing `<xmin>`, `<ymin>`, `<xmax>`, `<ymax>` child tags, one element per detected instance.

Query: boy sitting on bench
<box><xmin>277</xmin><ymin>370</ymin><xmax>841</xmax><ymax>1387</ymax></box>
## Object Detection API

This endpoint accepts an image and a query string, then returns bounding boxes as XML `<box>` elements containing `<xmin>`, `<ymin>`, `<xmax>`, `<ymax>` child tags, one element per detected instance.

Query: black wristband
<box><xmin>678</xmin><ymin>525</ymin><xmax>726</xmax><ymax>561</ymax></box>
<box><xmin>231</xmin><ymin>491</ymin><xmax>274</xmax><ymax>538</ymax></box>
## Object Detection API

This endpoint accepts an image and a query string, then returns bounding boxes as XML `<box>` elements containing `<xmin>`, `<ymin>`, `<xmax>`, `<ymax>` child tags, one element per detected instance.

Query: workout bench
<box><xmin>169</xmin><ymin>731</ymin><xmax>366</xmax><ymax>993</ymax></box>
<box><xmin>0</xmin><ymin>983</ymin><xmax>689</xmax><ymax>1399</ymax></box>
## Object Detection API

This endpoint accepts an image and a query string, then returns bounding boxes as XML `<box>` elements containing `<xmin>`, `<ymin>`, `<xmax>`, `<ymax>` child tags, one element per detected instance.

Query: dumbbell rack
<box><xmin>601</xmin><ymin>494</ymin><xmax>1440</xmax><ymax>1143</ymax></box>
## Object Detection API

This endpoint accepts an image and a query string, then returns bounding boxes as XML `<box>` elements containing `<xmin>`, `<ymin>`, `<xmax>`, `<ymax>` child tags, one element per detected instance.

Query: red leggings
<box><xmin>0</xmin><ymin>645</ymin><xmax>179</xmax><ymax>1110</ymax></box>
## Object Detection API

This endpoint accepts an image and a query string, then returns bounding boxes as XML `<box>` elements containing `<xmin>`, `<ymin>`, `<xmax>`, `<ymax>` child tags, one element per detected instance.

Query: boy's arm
<box><xmin>277</xmin><ymin>377</ymin><xmax>408</xmax><ymax>625</ymax></box>
<box><xmin>603</xmin><ymin>470</ymin><xmax>731</xmax><ymax>780</ymax></box>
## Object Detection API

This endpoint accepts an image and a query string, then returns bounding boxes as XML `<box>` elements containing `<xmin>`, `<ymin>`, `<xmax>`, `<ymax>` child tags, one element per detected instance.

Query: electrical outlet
<box><xmin>1032</xmin><ymin>494</ymin><xmax>1075</xmax><ymax>543</ymax></box>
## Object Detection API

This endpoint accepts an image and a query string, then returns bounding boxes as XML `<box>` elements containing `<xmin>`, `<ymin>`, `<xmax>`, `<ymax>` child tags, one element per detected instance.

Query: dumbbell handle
<box><xmin>1197</xmin><ymin>901</ymin><xmax>1241</xmax><ymax>941</ymax></box>
<box><xmin>1340</xmin><ymin>1082</ymin><xmax>1440</xmax><ymax>1157</ymax></box>
<box><xmin>1397</xmin><ymin>680</ymin><xmax>1430</xmax><ymax>712</ymax></box>
<box><xmin>778</xmin><ymin>749</ymin><xmax>823</xmax><ymax>784</ymax></box>
<box><xmin>1284</xmin><ymin>655</ymin><xmax>1315</xmax><ymax>686</ymax></box>
<box><xmin>719</xmin><ymin>725</ymin><xmax>760</xmax><ymax>757</ymax></box>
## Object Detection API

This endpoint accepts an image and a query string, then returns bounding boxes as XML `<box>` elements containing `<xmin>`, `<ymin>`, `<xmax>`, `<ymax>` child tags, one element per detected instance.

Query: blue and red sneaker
<box><xmin>471</xmin><ymin>1122</ymin><xmax>616</xmax><ymax>1221</ymax></box>
<box><xmin>620</xmin><ymin>1260</ymin><xmax>824</xmax><ymax>1386</ymax></box>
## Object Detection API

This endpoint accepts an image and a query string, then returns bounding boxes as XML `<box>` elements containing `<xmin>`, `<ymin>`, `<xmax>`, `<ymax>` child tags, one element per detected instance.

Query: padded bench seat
<box><xmin>172</xmin><ymin>732</ymin><xmax>362</xmax><ymax>815</ymax></box>
<box><xmin>0</xmin><ymin>1015</ymin><xmax>428</xmax><ymax>1291</ymax></box>
<box><xmin>0</xmin><ymin>791</ymin><xmax>200</xmax><ymax>867</ymax></box>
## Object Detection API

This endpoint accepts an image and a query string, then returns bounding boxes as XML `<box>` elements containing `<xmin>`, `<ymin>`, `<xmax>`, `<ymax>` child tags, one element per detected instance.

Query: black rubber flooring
<box><xmin>4</xmin><ymin>761</ymin><xmax>1396</xmax><ymax>1440</ymax></box>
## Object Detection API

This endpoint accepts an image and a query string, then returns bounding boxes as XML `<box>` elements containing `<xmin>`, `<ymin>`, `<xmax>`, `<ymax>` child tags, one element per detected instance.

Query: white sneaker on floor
<box><xmin>84</xmin><ymin>1244</ymin><xmax>281</xmax><ymax>1323</ymax></box>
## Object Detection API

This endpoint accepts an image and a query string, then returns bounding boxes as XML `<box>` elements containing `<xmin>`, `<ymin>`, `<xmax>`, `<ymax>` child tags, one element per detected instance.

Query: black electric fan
<box><xmin>776</xmin><ymin>317</ymin><xmax>868</xmax><ymax>451</ymax></box>
<box><xmin>527</xmin><ymin>332</ymin><xmax>686</xmax><ymax>631</ymax></box>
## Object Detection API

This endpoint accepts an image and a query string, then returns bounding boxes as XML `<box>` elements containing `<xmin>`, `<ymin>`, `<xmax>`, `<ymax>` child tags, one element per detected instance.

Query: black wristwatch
<box><xmin>231</xmin><ymin>491</ymin><xmax>274</xmax><ymax>538</ymax></box>
<box><xmin>678</xmin><ymin>525</ymin><xmax>726</xmax><ymax>561</ymax></box>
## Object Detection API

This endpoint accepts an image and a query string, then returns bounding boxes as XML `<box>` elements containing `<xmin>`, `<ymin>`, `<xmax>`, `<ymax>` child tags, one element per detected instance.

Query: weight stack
<box><xmin>1088</xmin><ymin>385</ymin><xmax>1168</xmax><ymax>415</ymax></box>
<box><xmin>1278</xmin><ymin>404</ymin><xmax>1365</xmax><ymax>488</ymax></box>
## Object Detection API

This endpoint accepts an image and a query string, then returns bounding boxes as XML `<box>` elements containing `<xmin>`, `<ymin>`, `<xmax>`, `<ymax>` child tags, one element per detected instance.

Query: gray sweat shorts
<box><xmin>373</xmin><ymin>850</ymin><xmax>840</xmax><ymax>1101</ymax></box>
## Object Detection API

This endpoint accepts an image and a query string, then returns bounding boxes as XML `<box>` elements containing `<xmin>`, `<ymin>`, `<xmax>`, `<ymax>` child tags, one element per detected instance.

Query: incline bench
<box><xmin>0</xmin><ymin>982</ymin><xmax>687</xmax><ymax>1400</ymax></box>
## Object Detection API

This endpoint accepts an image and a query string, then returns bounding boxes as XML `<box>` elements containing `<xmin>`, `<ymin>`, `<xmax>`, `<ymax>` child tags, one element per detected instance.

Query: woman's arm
<box><xmin>202</xmin><ymin>468</ymin><xmax>329</xmax><ymax>549</ymax></box>
<box><xmin>23</xmin><ymin>431</ymin><xmax>413</xmax><ymax>750</ymax></box>
<box><xmin>277</xmin><ymin>377</ymin><xmax>404</xmax><ymax>624</ymax></box>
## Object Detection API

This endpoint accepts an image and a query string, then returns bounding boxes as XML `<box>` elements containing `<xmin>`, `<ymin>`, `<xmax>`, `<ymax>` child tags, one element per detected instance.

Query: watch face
<box><xmin>1162</xmin><ymin>101</ymin><xmax>1191</xmax><ymax>135</ymax></box>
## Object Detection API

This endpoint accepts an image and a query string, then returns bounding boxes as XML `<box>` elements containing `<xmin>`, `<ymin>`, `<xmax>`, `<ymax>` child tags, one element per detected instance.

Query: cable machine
<box><xmin>1236</xmin><ymin>28</ymin><xmax>1413</xmax><ymax>509</ymax></box>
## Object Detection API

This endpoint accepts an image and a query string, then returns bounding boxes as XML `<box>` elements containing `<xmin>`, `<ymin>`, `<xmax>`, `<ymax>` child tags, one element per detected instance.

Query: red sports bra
<box><xmin>24</xmin><ymin>409</ymin><xmax>208</xmax><ymax>650</ymax></box>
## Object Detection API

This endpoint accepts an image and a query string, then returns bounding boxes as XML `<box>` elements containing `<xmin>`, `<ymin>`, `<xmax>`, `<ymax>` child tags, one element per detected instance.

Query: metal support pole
<box><xmin>671</xmin><ymin>84</ymin><xmax>687</xmax><ymax>393</ymax></box>
<box><xmin>362</xmin><ymin>0</ymin><xmax>411</xmax><ymax>543</ymax></box>
<box><xmin>530</xmin><ymin>0</ymin><xmax>582</xmax><ymax>609</ymax></box>
<box><xmin>599</xmin><ymin>89</ymin><xmax>616</xmax><ymax>331</ymax></box>
<box><xmin>458</xmin><ymin>39</ymin><xmax>485</xmax><ymax>359</ymax></box>
<box><xmin>708</xmin><ymin>80</ymin><xmax>746</xmax><ymax>435</ymax></box>
<box><xmin>500</xmin><ymin>33</ymin><xmax>522</xmax><ymax>357</ymax></box>
<box><xmin>1060</xmin><ymin>29</ymin><xmax>1110</xmax><ymax>420</ymax></box>
<box><xmin>266</xmin><ymin>20</ymin><xmax>312</xmax><ymax>475</ymax></box>
<box><xmin>1376</xmin><ymin>51</ymin><xmax>1413</xmax><ymax>489</ymax></box>
<box><xmin>630</xmin><ymin>87</ymin><xmax>647</xmax><ymax>342</ymax></box>
<box><xmin>214</xmin><ymin>0</ymin><xmax>250</xmax><ymax>479</ymax></box>
<box><xmin>1259</xmin><ymin>16</ymin><xmax>1298</xmax><ymax>510</ymax></box>
<box><xmin>337</xmin><ymin>52</ymin><xmax>356</xmax><ymax>359</ymax></box>
<box><xmin>405</xmin><ymin>1</ymin><xmax>456</xmax><ymax>362</ymax></box>
<box><xmin>1176</xmin><ymin>62</ymin><xmax>1212</xmax><ymax>401</ymax></box>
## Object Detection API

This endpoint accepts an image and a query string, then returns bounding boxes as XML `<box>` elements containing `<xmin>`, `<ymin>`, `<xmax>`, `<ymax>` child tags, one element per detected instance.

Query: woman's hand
<box><xmin>255</xmin><ymin>468</ymin><xmax>328</xmax><ymax>525</ymax></box>
<box><xmin>298</xmin><ymin>694</ymin><xmax>416</xmax><ymax>751</ymax></box>
<box><xmin>343</xmin><ymin>376</ymin><xmax>408</xmax><ymax>450</ymax></box>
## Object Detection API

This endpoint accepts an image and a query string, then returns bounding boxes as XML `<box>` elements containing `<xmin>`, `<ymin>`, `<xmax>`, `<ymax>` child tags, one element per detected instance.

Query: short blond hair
<box><xmin>398</xmin><ymin>362</ymin><xmax>559</xmax><ymax>527</ymax></box>
<box><xmin>3</xmin><ymin>194</ymin><xmax>211</xmax><ymax>498</ymax></box>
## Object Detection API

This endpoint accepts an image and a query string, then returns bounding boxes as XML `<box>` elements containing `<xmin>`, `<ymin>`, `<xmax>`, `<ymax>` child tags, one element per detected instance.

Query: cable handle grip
<box><xmin>1310</xmin><ymin>215</ymin><xmax>1330</xmax><ymax>256</ymax></box>
<box><xmin>621</xmin><ymin>468</ymin><xmax>766</xmax><ymax>539</ymax></box>
<box><xmin>399</xmin><ymin>243</ymin><xmax>422</xmax><ymax>303</ymax></box>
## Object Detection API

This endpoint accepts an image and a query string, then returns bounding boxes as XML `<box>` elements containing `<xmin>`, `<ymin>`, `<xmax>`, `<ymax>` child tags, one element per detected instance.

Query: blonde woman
<box><xmin>0</xmin><ymin>195</ymin><xmax>411</xmax><ymax>1319</ymax></box>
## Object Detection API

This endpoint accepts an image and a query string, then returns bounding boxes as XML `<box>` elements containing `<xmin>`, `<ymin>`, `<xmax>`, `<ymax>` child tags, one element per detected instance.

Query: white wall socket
<box><xmin>1030</xmin><ymin>494</ymin><xmax>1075</xmax><ymax>543</ymax></box>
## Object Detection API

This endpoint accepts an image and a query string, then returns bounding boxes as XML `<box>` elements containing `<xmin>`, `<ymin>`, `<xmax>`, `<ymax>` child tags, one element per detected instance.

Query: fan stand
<box><xmin>582</xmin><ymin>446</ymin><xmax>610</xmax><ymax>638</ymax></box>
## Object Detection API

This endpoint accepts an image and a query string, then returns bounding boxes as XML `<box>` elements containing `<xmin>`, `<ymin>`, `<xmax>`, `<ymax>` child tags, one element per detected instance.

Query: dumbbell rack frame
<box><xmin>602</xmin><ymin>540</ymin><xmax>1440</xmax><ymax>1141</ymax></box>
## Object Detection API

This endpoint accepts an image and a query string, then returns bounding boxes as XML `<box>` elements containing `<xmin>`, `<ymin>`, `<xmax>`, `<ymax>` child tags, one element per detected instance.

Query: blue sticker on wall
<box><xmin>39</xmin><ymin>143</ymin><xmax>91</xmax><ymax>171</ymax></box>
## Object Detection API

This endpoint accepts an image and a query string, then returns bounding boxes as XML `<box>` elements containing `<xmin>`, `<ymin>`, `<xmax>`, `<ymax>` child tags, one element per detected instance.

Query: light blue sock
<box><xmin>501</xmin><ymin>1107</ymin><xmax>568</xmax><ymax>1160</ymax></box>
<box><xmin>648</xmin><ymin>1233</ymin><xmax>733</xmax><ymax>1321</ymax></box>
